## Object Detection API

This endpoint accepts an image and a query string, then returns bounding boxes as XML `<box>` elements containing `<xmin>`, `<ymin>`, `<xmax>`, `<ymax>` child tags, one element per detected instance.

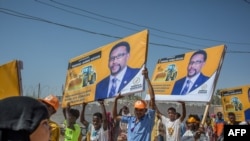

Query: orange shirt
<box><xmin>213</xmin><ymin>119</ymin><xmax>224</xmax><ymax>137</ymax></box>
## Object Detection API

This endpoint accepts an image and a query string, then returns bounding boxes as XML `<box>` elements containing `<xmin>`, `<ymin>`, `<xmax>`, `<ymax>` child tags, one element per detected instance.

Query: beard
<box><xmin>110</xmin><ymin>64</ymin><xmax>122</xmax><ymax>75</ymax></box>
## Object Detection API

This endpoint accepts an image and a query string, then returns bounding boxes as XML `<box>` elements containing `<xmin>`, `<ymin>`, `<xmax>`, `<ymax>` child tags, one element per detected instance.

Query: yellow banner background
<box><xmin>62</xmin><ymin>30</ymin><xmax>148</xmax><ymax>107</ymax></box>
<box><xmin>0</xmin><ymin>60</ymin><xmax>22</xmax><ymax>99</ymax></box>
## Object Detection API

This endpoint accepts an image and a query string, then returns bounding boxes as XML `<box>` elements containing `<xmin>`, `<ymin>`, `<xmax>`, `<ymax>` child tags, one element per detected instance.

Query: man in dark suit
<box><xmin>172</xmin><ymin>50</ymin><xmax>209</xmax><ymax>95</ymax></box>
<box><xmin>95</xmin><ymin>41</ymin><xmax>140</xmax><ymax>100</ymax></box>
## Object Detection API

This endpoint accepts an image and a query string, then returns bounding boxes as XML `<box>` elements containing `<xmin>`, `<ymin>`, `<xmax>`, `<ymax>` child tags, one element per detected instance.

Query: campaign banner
<box><xmin>220</xmin><ymin>85</ymin><xmax>250</xmax><ymax>122</ymax></box>
<box><xmin>145</xmin><ymin>45</ymin><xmax>226</xmax><ymax>102</ymax></box>
<box><xmin>0</xmin><ymin>60</ymin><xmax>23</xmax><ymax>99</ymax></box>
<box><xmin>62</xmin><ymin>29</ymin><xmax>148</xmax><ymax>107</ymax></box>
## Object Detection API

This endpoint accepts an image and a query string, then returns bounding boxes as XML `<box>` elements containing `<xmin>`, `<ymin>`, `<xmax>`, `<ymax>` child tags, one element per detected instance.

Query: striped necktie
<box><xmin>109</xmin><ymin>78</ymin><xmax>117</xmax><ymax>97</ymax></box>
<box><xmin>181</xmin><ymin>80</ymin><xmax>191</xmax><ymax>95</ymax></box>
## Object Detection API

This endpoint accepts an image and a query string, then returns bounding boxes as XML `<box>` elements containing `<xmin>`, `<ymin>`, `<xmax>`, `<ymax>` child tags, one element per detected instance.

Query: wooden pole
<box><xmin>200</xmin><ymin>102</ymin><xmax>210</xmax><ymax>127</ymax></box>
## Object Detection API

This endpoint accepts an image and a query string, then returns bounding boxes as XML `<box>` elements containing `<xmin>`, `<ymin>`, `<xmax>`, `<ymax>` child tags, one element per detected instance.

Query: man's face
<box><xmin>92</xmin><ymin>116</ymin><xmax>102</xmax><ymax>130</ymax></box>
<box><xmin>228</xmin><ymin>115</ymin><xmax>236</xmax><ymax>123</ymax></box>
<box><xmin>134</xmin><ymin>108</ymin><xmax>146</xmax><ymax>119</ymax></box>
<box><xmin>186</xmin><ymin>122</ymin><xmax>196</xmax><ymax>131</ymax></box>
<box><xmin>167</xmin><ymin>110</ymin><xmax>176</xmax><ymax>121</ymax></box>
<box><xmin>187</xmin><ymin>54</ymin><xmax>205</xmax><ymax>78</ymax></box>
<box><xmin>109</xmin><ymin>46</ymin><xmax>129</xmax><ymax>75</ymax></box>
<box><xmin>217</xmin><ymin>113</ymin><xmax>223</xmax><ymax>119</ymax></box>
<box><xmin>123</xmin><ymin>106</ymin><xmax>129</xmax><ymax>115</ymax></box>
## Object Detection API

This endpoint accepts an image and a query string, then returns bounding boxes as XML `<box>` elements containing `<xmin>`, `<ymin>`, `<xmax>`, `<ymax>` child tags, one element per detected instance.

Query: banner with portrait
<box><xmin>145</xmin><ymin>45</ymin><xmax>226</xmax><ymax>102</ymax></box>
<box><xmin>220</xmin><ymin>85</ymin><xmax>250</xmax><ymax>122</ymax></box>
<box><xmin>62</xmin><ymin>29</ymin><xmax>148</xmax><ymax>107</ymax></box>
<box><xmin>0</xmin><ymin>60</ymin><xmax>23</xmax><ymax>99</ymax></box>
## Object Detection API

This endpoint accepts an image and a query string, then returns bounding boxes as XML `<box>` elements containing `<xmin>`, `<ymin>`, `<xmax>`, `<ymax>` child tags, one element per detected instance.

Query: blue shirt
<box><xmin>121</xmin><ymin>109</ymin><xmax>155</xmax><ymax>141</ymax></box>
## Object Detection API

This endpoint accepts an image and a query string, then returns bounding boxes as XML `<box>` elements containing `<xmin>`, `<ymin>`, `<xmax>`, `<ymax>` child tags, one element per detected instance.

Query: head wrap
<box><xmin>187</xmin><ymin>117</ymin><xmax>198</xmax><ymax>123</ymax></box>
<box><xmin>0</xmin><ymin>96</ymin><xmax>49</xmax><ymax>140</ymax></box>
<box><xmin>187</xmin><ymin>115</ymin><xmax>200</xmax><ymax>123</ymax></box>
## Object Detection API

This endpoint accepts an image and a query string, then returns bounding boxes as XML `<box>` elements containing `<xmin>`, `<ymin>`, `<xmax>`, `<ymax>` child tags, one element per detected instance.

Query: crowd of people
<box><xmin>0</xmin><ymin>67</ymin><xmax>248</xmax><ymax>141</ymax></box>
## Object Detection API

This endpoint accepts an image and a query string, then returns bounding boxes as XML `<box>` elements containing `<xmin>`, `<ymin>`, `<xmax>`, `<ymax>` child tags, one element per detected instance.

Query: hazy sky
<box><xmin>1</xmin><ymin>0</ymin><xmax>250</xmax><ymax>98</ymax></box>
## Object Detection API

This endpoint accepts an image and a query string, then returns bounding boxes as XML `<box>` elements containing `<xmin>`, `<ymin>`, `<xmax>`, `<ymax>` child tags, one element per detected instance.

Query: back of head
<box><xmin>0</xmin><ymin>96</ymin><xmax>49</xmax><ymax>141</ymax></box>
<box><xmin>69</xmin><ymin>108</ymin><xmax>80</xmax><ymax>119</ymax></box>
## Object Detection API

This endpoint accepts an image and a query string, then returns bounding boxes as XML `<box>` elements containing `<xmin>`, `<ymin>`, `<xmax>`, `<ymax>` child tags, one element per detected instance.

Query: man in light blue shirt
<box><xmin>112</xmin><ymin>67</ymin><xmax>156</xmax><ymax>141</ymax></box>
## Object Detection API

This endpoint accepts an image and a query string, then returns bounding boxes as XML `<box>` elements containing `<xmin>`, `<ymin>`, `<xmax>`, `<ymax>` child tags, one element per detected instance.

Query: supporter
<box><xmin>157</xmin><ymin>102</ymin><xmax>186</xmax><ymax>141</ymax></box>
<box><xmin>39</xmin><ymin>94</ymin><xmax>60</xmax><ymax>141</ymax></box>
<box><xmin>112</xmin><ymin>67</ymin><xmax>157</xmax><ymax>141</ymax></box>
<box><xmin>63</xmin><ymin>103</ymin><xmax>81</xmax><ymax>141</ymax></box>
<box><xmin>80</xmin><ymin>100</ymin><xmax>109</xmax><ymax>141</ymax></box>
<box><xmin>0</xmin><ymin>96</ymin><xmax>50</xmax><ymax>141</ymax></box>
<box><xmin>213</xmin><ymin>112</ymin><xmax>224</xmax><ymax>141</ymax></box>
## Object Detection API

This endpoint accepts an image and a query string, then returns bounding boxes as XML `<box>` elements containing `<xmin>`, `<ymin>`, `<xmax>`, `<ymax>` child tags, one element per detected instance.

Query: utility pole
<box><xmin>38</xmin><ymin>83</ymin><xmax>41</xmax><ymax>98</ymax></box>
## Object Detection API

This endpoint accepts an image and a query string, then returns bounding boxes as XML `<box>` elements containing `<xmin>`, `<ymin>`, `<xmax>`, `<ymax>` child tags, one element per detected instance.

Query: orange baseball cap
<box><xmin>134</xmin><ymin>100</ymin><xmax>147</xmax><ymax>109</ymax></box>
<box><xmin>39</xmin><ymin>94</ymin><xmax>59</xmax><ymax>111</ymax></box>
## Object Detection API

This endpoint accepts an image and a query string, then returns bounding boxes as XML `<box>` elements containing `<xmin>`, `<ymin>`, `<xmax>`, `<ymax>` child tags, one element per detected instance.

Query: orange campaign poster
<box><xmin>62</xmin><ymin>29</ymin><xmax>148</xmax><ymax>107</ymax></box>
<box><xmin>145</xmin><ymin>45</ymin><xmax>226</xmax><ymax>102</ymax></box>
<box><xmin>0</xmin><ymin>60</ymin><xmax>23</xmax><ymax>99</ymax></box>
<box><xmin>220</xmin><ymin>85</ymin><xmax>250</xmax><ymax>122</ymax></box>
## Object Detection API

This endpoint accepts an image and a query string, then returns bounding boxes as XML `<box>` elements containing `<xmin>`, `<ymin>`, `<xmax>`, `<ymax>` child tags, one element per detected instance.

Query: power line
<box><xmin>0</xmin><ymin>8</ymin><xmax>120</xmax><ymax>39</ymax></box>
<box><xmin>35</xmin><ymin>0</ymin><xmax>206</xmax><ymax>47</ymax></box>
<box><xmin>0</xmin><ymin>8</ymin><xmax>196</xmax><ymax>51</ymax></box>
<box><xmin>1</xmin><ymin>8</ymin><xmax>250</xmax><ymax>54</ymax></box>
<box><xmin>49</xmin><ymin>0</ymin><xmax>250</xmax><ymax>46</ymax></box>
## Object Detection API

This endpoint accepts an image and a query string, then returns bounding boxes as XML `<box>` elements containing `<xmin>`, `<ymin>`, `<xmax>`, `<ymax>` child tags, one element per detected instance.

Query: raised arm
<box><xmin>112</xmin><ymin>94</ymin><xmax>123</xmax><ymax>122</ymax></box>
<box><xmin>65</xmin><ymin>102</ymin><xmax>75</xmax><ymax>130</ymax></box>
<box><xmin>155</xmin><ymin>105</ymin><xmax>163</xmax><ymax>120</ymax></box>
<box><xmin>178</xmin><ymin>101</ymin><xmax>186</xmax><ymax>122</ymax></box>
<box><xmin>80</xmin><ymin>102</ymin><xmax>89</xmax><ymax>127</ymax></box>
<box><xmin>62</xmin><ymin>108</ymin><xmax>67</xmax><ymax>120</ymax></box>
<box><xmin>143</xmin><ymin>67</ymin><xmax>156</xmax><ymax>110</ymax></box>
<box><xmin>99</xmin><ymin>100</ymin><xmax>108</xmax><ymax>131</ymax></box>
<box><xmin>65</xmin><ymin>102</ymin><xmax>71</xmax><ymax>119</ymax></box>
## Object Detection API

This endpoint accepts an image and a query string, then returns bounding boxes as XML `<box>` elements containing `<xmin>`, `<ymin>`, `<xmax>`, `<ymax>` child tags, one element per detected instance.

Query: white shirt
<box><xmin>89</xmin><ymin>124</ymin><xmax>109</xmax><ymax>141</ymax></box>
<box><xmin>161</xmin><ymin>115</ymin><xmax>182</xmax><ymax>141</ymax></box>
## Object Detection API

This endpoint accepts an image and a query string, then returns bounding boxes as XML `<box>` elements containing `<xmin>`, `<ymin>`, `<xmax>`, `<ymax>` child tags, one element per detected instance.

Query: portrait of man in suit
<box><xmin>95</xmin><ymin>41</ymin><xmax>140</xmax><ymax>100</ymax></box>
<box><xmin>172</xmin><ymin>50</ymin><xmax>209</xmax><ymax>95</ymax></box>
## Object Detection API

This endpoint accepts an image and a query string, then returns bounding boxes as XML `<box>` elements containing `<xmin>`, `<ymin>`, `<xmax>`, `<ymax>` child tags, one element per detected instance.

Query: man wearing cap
<box><xmin>113</xmin><ymin>67</ymin><xmax>157</xmax><ymax>141</ymax></box>
<box><xmin>39</xmin><ymin>94</ymin><xmax>60</xmax><ymax>141</ymax></box>
<box><xmin>0</xmin><ymin>96</ymin><xmax>50</xmax><ymax>141</ymax></box>
<box><xmin>181</xmin><ymin>114</ymin><xmax>208</xmax><ymax>141</ymax></box>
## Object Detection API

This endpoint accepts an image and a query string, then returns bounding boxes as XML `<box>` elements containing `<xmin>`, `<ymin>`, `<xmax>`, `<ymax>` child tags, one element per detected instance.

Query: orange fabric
<box><xmin>214</xmin><ymin>121</ymin><xmax>224</xmax><ymax>137</ymax></box>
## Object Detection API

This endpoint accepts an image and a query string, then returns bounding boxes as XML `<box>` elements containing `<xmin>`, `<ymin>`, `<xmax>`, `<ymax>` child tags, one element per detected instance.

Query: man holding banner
<box><xmin>112</xmin><ymin>67</ymin><xmax>156</xmax><ymax>141</ymax></box>
<box><xmin>172</xmin><ymin>50</ymin><xmax>209</xmax><ymax>95</ymax></box>
<box><xmin>95</xmin><ymin>41</ymin><xmax>140</xmax><ymax>100</ymax></box>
